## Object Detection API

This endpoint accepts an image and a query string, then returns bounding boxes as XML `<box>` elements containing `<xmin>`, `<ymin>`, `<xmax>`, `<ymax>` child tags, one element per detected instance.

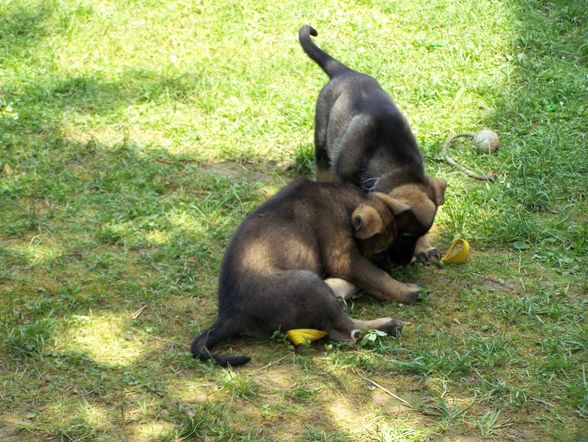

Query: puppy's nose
<box><xmin>387</xmin><ymin>236</ymin><xmax>418</xmax><ymax>267</ymax></box>
<box><xmin>389</xmin><ymin>249</ymin><xmax>414</xmax><ymax>267</ymax></box>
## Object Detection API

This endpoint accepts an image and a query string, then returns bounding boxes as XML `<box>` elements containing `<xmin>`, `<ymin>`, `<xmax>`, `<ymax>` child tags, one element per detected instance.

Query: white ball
<box><xmin>472</xmin><ymin>129</ymin><xmax>499</xmax><ymax>154</ymax></box>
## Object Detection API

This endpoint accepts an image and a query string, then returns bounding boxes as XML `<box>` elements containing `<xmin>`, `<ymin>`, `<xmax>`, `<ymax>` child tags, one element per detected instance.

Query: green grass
<box><xmin>1</xmin><ymin>0</ymin><xmax>587</xmax><ymax>440</ymax></box>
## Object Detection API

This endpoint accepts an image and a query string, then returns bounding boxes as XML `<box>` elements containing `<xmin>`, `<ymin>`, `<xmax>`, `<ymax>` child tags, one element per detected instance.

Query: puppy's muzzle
<box><xmin>387</xmin><ymin>234</ymin><xmax>419</xmax><ymax>267</ymax></box>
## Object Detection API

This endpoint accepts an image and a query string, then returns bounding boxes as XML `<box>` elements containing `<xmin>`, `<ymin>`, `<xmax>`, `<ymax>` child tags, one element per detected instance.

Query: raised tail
<box><xmin>299</xmin><ymin>25</ymin><xmax>350</xmax><ymax>78</ymax></box>
<box><xmin>191</xmin><ymin>320</ymin><xmax>251</xmax><ymax>367</ymax></box>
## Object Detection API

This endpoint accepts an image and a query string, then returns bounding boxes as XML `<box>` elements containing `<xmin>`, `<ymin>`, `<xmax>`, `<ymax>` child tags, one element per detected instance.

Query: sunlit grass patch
<box><xmin>3</xmin><ymin>239</ymin><xmax>63</xmax><ymax>266</ymax></box>
<box><xmin>167</xmin><ymin>377</ymin><xmax>214</xmax><ymax>404</ymax></box>
<box><xmin>15</xmin><ymin>398</ymin><xmax>101</xmax><ymax>441</ymax></box>
<box><xmin>58</xmin><ymin>313</ymin><xmax>160</xmax><ymax>367</ymax></box>
<box><xmin>144</xmin><ymin>229</ymin><xmax>171</xmax><ymax>246</ymax></box>
<box><xmin>78</xmin><ymin>403</ymin><xmax>113</xmax><ymax>435</ymax></box>
<box><xmin>126</xmin><ymin>421</ymin><xmax>176</xmax><ymax>441</ymax></box>
<box><xmin>217</xmin><ymin>369</ymin><xmax>259</xmax><ymax>399</ymax></box>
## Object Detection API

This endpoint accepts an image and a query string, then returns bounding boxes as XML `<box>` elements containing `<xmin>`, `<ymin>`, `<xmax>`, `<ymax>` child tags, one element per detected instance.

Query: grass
<box><xmin>1</xmin><ymin>0</ymin><xmax>587</xmax><ymax>440</ymax></box>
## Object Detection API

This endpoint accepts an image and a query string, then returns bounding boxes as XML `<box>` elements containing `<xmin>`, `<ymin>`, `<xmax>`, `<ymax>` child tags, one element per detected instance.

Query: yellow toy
<box><xmin>286</xmin><ymin>329</ymin><xmax>328</xmax><ymax>346</ymax></box>
<box><xmin>441</xmin><ymin>239</ymin><xmax>470</xmax><ymax>264</ymax></box>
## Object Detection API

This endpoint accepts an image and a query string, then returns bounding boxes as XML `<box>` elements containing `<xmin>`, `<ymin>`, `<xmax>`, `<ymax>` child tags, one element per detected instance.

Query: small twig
<box><xmin>249</xmin><ymin>353</ymin><xmax>292</xmax><ymax>373</ymax></box>
<box><xmin>530</xmin><ymin>397</ymin><xmax>556</xmax><ymax>408</ymax></box>
<box><xmin>154</xmin><ymin>158</ymin><xmax>197</xmax><ymax>165</ymax></box>
<box><xmin>131</xmin><ymin>304</ymin><xmax>148</xmax><ymax>320</ymax></box>
<box><xmin>354</xmin><ymin>370</ymin><xmax>413</xmax><ymax>408</ymax></box>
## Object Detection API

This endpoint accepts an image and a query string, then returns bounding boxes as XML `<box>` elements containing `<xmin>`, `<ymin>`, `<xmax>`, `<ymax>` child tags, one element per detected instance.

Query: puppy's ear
<box><xmin>351</xmin><ymin>205</ymin><xmax>383</xmax><ymax>239</ymax></box>
<box><xmin>427</xmin><ymin>177</ymin><xmax>447</xmax><ymax>206</ymax></box>
<box><xmin>372</xmin><ymin>192</ymin><xmax>411</xmax><ymax>215</ymax></box>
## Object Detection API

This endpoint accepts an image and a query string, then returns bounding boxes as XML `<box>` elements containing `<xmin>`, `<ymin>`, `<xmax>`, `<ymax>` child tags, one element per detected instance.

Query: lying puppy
<box><xmin>299</xmin><ymin>25</ymin><xmax>447</xmax><ymax>264</ymax></box>
<box><xmin>191</xmin><ymin>179</ymin><xmax>418</xmax><ymax>366</ymax></box>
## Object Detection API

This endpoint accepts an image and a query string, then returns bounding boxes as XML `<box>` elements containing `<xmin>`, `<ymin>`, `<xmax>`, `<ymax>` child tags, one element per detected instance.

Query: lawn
<box><xmin>1</xmin><ymin>0</ymin><xmax>587</xmax><ymax>440</ymax></box>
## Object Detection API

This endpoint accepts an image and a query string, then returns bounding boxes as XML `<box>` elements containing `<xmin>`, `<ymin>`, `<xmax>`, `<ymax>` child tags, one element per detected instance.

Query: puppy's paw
<box><xmin>402</xmin><ymin>284</ymin><xmax>423</xmax><ymax>303</ymax></box>
<box><xmin>382</xmin><ymin>318</ymin><xmax>404</xmax><ymax>337</ymax></box>
<box><xmin>334</xmin><ymin>295</ymin><xmax>348</xmax><ymax>311</ymax></box>
<box><xmin>427</xmin><ymin>247</ymin><xmax>442</xmax><ymax>261</ymax></box>
<box><xmin>415</xmin><ymin>247</ymin><xmax>441</xmax><ymax>263</ymax></box>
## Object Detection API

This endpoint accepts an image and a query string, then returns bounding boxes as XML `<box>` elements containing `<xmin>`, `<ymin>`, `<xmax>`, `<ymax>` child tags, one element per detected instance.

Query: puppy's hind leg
<box><xmin>326</xmin><ymin>314</ymin><xmax>404</xmax><ymax>343</ymax></box>
<box><xmin>285</xmin><ymin>274</ymin><xmax>404</xmax><ymax>344</ymax></box>
<box><xmin>314</xmin><ymin>93</ymin><xmax>336</xmax><ymax>182</ymax></box>
<box><xmin>325</xmin><ymin>278</ymin><xmax>361</xmax><ymax>301</ymax></box>
<box><xmin>320</xmin><ymin>282</ymin><xmax>402</xmax><ymax>342</ymax></box>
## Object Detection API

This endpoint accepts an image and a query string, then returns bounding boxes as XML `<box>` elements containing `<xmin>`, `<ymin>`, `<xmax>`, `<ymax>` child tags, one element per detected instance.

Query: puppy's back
<box><xmin>218</xmin><ymin>180</ymin><xmax>357</xmax><ymax>300</ymax></box>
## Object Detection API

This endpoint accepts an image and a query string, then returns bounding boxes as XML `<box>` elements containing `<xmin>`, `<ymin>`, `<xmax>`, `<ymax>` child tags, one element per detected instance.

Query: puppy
<box><xmin>299</xmin><ymin>25</ymin><xmax>447</xmax><ymax>265</ymax></box>
<box><xmin>191</xmin><ymin>179</ymin><xmax>418</xmax><ymax>366</ymax></box>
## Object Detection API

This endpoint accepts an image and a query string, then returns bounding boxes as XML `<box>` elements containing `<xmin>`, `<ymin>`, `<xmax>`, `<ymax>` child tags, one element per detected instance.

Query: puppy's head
<box><xmin>387</xmin><ymin>177</ymin><xmax>446</xmax><ymax>229</ymax></box>
<box><xmin>351</xmin><ymin>193</ymin><xmax>411</xmax><ymax>257</ymax></box>
<box><xmin>385</xmin><ymin>177</ymin><xmax>447</xmax><ymax>265</ymax></box>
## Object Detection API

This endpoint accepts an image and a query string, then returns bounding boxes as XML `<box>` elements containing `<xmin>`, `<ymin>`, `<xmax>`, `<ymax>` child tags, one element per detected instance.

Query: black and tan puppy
<box><xmin>299</xmin><ymin>25</ymin><xmax>447</xmax><ymax>264</ymax></box>
<box><xmin>191</xmin><ymin>179</ymin><xmax>418</xmax><ymax>366</ymax></box>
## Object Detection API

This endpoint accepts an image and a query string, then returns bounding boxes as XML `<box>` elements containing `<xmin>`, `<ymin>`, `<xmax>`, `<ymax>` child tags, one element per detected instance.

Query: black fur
<box><xmin>191</xmin><ymin>180</ymin><xmax>414</xmax><ymax>366</ymax></box>
<box><xmin>299</xmin><ymin>25</ymin><xmax>425</xmax><ymax>187</ymax></box>
<box><xmin>299</xmin><ymin>25</ymin><xmax>447</xmax><ymax>265</ymax></box>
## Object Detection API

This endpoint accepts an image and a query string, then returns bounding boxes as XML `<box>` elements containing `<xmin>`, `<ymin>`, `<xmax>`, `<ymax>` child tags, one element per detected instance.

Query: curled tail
<box><xmin>299</xmin><ymin>25</ymin><xmax>350</xmax><ymax>78</ymax></box>
<box><xmin>191</xmin><ymin>320</ymin><xmax>251</xmax><ymax>367</ymax></box>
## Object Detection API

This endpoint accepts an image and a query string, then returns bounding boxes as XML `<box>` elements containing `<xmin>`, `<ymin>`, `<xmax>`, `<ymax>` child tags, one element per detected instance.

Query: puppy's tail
<box><xmin>191</xmin><ymin>320</ymin><xmax>251</xmax><ymax>367</ymax></box>
<box><xmin>299</xmin><ymin>25</ymin><xmax>350</xmax><ymax>78</ymax></box>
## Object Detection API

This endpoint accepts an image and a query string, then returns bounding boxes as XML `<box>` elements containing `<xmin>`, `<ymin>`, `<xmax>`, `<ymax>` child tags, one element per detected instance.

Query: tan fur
<box><xmin>428</xmin><ymin>177</ymin><xmax>447</xmax><ymax>206</ymax></box>
<box><xmin>414</xmin><ymin>235</ymin><xmax>433</xmax><ymax>256</ymax></box>
<box><xmin>351</xmin><ymin>205</ymin><xmax>384</xmax><ymax>239</ymax></box>
<box><xmin>352</xmin><ymin>193</ymin><xmax>412</xmax><ymax>257</ymax></box>
<box><xmin>348</xmin><ymin>317</ymin><xmax>403</xmax><ymax>341</ymax></box>
<box><xmin>372</xmin><ymin>192</ymin><xmax>411</xmax><ymax>215</ymax></box>
<box><xmin>242</xmin><ymin>237</ymin><xmax>318</xmax><ymax>272</ymax></box>
<box><xmin>389</xmin><ymin>184</ymin><xmax>436</xmax><ymax>228</ymax></box>
<box><xmin>241</xmin><ymin>241</ymin><xmax>273</xmax><ymax>271</ymax></box>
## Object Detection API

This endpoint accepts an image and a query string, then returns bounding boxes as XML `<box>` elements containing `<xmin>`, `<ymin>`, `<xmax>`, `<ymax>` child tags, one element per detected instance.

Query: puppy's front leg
<box><xmin>414</xmin><ymin>235</ymin><xmax>441</xmax><ymax>262</ymax></box>
<box><xmin>348</xmin><ymin>254</ymin><xmax>421</xmax><ymax>303</ymax></box>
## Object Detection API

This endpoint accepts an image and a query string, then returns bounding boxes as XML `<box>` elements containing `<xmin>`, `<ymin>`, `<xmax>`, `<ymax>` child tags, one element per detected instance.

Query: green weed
<box><xmin>217</xmin><ymin>370</ymin><xmax>259</xmax><ymax>399</ymax></box>
<box><xmin>477</xmin><ymin>409</ymin><xmax>503</xmax><ymax>439</ymax></box>
<box><xmin>3</xmin><ymin>317</ymin><xmax>55</xmax><ymax>357</ymax></box>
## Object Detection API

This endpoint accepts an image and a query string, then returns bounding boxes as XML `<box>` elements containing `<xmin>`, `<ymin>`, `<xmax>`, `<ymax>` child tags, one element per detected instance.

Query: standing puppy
<box><xmin>191</xmin><ymin>179</ymin><xmax>417</xmax><ymax>367</ymax></box>
<box><xmin>299</xmin><ymin>25</ymin><xmax>447</xmax><ymax>265</ymax></box>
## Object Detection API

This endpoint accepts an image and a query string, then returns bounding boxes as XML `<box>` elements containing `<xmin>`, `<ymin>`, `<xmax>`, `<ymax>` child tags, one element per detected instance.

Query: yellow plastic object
<box><xmin>441</xmin><ymin>239</ymin><xmax>470</xmax><ymax>264</ymax></box>
<box><xmin>286</xmin><ymin>329</ymin><xmax>328</xmax><ymax>346</ymax></box>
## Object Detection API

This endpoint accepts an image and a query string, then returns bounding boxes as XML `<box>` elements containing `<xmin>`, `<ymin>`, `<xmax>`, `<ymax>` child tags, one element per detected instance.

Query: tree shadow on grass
<box><xmin>443</xmin><ymin>0</ymin><xmax>587</xmax><ymax>241</ymax></box>
<box><xmin>434</xmin><ymin>2</ymin><xmax>588</xmax><ymax>439</ymax></box>
<box><xmin>2</xmin><ymin>339</ymin><xmax>442</xmax><ymax>441</ymax></box>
